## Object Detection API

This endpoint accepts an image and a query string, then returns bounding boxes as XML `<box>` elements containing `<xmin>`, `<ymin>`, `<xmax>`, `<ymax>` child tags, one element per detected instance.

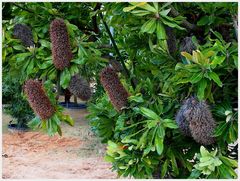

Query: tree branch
<box><xmin>170</xmin><ymin>5</ymin><xmax>197</xmax><ymax>31</ymax></box>
<box><xmin>99</xmin><ymin>12</ymin><xmax>136</xmax><ymax>89</ymax></box>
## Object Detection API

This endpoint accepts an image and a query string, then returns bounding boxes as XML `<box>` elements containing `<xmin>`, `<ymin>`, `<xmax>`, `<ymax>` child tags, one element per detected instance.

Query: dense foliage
<box><xmin>2</xmin><ymin>2</ymin><xmax>238</xmax><ymax>179</ymax></box>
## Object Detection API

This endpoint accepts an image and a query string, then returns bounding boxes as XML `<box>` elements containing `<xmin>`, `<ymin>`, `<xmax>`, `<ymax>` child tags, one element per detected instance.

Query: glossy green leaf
<box><xmin>208</xmin><ymin>71</ymin><xmax>222</xmax><ymax>87</ymax></box>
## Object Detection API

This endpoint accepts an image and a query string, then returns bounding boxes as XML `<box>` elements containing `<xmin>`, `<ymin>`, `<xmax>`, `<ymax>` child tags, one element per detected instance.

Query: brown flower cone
<box><xmin>183</xmin><ymin>97</ymin><xmax>216</xmax><ymax>145</ymax></box>
<box><xmin>68</xmin><ymin>75</ymin><xmax>92</xmax><ymax>101</ymax></box>
<box><xmin>100</xmin><ymin>67</ymin><xmax>129</xmax><ymax>112</ymax></box>
<box><xmin>50</xmin><ymin>18</ymin><xmax>73</xmax><ymax>70</ymax></box>
<box><xmin>13</xmin><ymin>24</ymin><xmax>34</xmax><ymax>47</ymax></box>
<box><xmin>24</xmin><ymin>79</ymin><xmax>55</xmax><ymax>120</ymax></box>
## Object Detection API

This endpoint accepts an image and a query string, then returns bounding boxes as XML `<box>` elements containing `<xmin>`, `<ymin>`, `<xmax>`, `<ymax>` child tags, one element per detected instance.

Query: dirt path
<box><xmin>2</xmin><ymin>107</ymin><xmax>118</xmax><ymax>179</ymax></box>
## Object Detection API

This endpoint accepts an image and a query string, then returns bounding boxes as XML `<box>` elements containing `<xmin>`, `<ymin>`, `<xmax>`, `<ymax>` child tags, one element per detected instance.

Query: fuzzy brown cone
<box><xmin>177</xmin><ymin>97</ymin><xmax>216</xmax><ymax>145</ymax></box>
<box><xmin>50</xmin><ymin>18</ymin><xmax>73</xmax><ymax>70</ymax></box>
<box><xmin>13</xmin><ymin>24</ymin><xmax>34</xmax><ymax>47</ymax></box>
<box><xmin>24</xmin><ymin>79</ymin><xmax>55</xmax><ymax>120</ymax></box>
<box><xmin>68</xmin><ymin>75</ymin><xmax>92</xmax><ymax>101</ymax></box>
<box><xmin>100</xmin><ymin>67</ymin><xmax>129</xmax><ymax>112</ymax></box>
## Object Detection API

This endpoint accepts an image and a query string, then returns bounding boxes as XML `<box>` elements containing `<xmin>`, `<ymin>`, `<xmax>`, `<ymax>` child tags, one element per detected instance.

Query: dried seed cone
<box><xmin>50</xmin><ymin>18</ymin><xmax>73</xmax><ymax>70</ymax></box>
<box><xmin>176</xmin><ymin>97</ymin><xmax>216</xmax><ymax>145</ymax></box>
<box><xmin>166</xmin><ymin>27</ymin><xmax>177</xmax><ymax>54</ymax></box>
<box><xmin>175</xmin><ymin>103</ymin><xmax>192</xmax><ymax>137</ymax></box>
<box><xmin>68</xmin><ymin>75</ymin><xmax>92</xmax><ymax>101</ymax></box>
<box><xmin>179</xmin><ymin>36</ymin><xmax>196</xmax><ymax>54</ymax></box>
<box><xmin>24</xmin><ymin>79</ymin><xmax>55</xmax><ymax>120</ymax></box>
<box><xmin>13</xmin><ymin>24</ymin><xmax>34</xmax><ymax>47</ymax></box>
<box><xmin>100</xmin><ymin>67</ymin><xmax>129</xmax><ymax>112</ymax></box>
<box><xmin>109</xmin><ymin>59</ymin><xmax>123</xmax><ymax>72</ymax></box>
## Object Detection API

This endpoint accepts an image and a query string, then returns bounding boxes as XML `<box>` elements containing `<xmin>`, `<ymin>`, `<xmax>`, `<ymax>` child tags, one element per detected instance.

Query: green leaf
<box><xmin>211</xmin><ymin>56</ymin><xmax>225</xmax><ymax>67</ymax></box>
<box><xmin>141</xmin><ymin>19</ymin><xmax>157</xmax><ymax>34</ymax></box>
<box><xmin>155</xmin><ymin>136</ymin><xmax>164</xmax><ymax>155</ymax></box>
<box><xmin>161</xmin><ymin>17</ymin><xmax>185</xmax><ymax>30</ymax></box>
<box><xmin>214</xmin><ymin>122</ymin><xmax>228</xmax><ymax>137</ymax></box>
<box><xmin>156</xmin><ymin>21</ymin><xmax>166</xmax><ymax>40</ymax></box>
<box><xmin>220</xmin><ymin>156</ymin><xmax>238</xmax><ymax>168</ymax></box>
<box><xmin>128</xmin><ymin>94</ymin><xmax>144</xmax><ymax>103</ymax></box>
<box><xmin>190</xmin><ymin>72</ymin><xmax>203</xmax><ymax>84</ymax></box>
<box><xmin>188</xmin><ymin>169</ymin><xmax>201</xmax><ymax>178</ymax></box>
<box><xmin>39</xmin><ymin>60</ymin><xmax>52</xmax><ymax>69</ymax></box>
<box><xmin>39</xmin><ymin>40</ymin><xmax>51</xmax><ymax>48</ymax></box>
<box><xmin>62</xmin><ymin>114</ymin><xmax>74</xmax><ymax>126</ymax></box>
<box><xmin>131</xmin><ymin>10</ymin><xmax>151</xmax><ymax>16</ymax></box>
<box><xmin>13</xmin><ymin>45</ymin><xmax>25</xmax><ymax>51</ymax></box>
<box><xmin>159</xmin><ymin>8</ymin><xmax>171</xmax><ymax>16</ymax></box>
<box><xmin>71</xmin><ymin>58</ymin><xmax>85</xmax><ymax>65</ymax></box>
<box><xmin>162</xmin><ymin>119</ymin><xmax>178</xmax><ymax>129</ymax></box>
<box><xmin>60</xmin><ymin>68</ymin><xmax>71</xmax><ymax>89</ymax></box>
<box><xmin>197</xmin><ymin>79</ymin><xmax>207</xmax><ymax>100</ymax></box>
<box><xmin>57</xmin><ymin>125</ymin><xmax>62</xmax><ymax>136</ymax></box>
<box><xmin>208</xmin><ymin>72</ymin><xmax>222</xmax><ymax>87</ymax></box>
<box><xmin>157</xmin><ymin>126</ymin><xmax>165</xmax><ymax>138</ymax></box>
<box><xmin>200</xmin><ymin>146</ymin><xmax>211</xmax><ymax>157</ymax></box>
<box><xmin>28</xmin><ymin>116</ymin><xmax>41</xmax><ymax>129</ymax></box>
<box><xmin>161</xmin><ymin>159</ymin><xmax>169</xmax><ymax>178</ymax></box>
<box><xmin>181</xmin><ymin>52</ymin><xmax>193</xmax><ymax>60</ymax></box>
<box><xmin>197</xmin><ymin>16</ymin><xmax>209</xmax><ymax>26</ymax></box>
<box><xmin>136</xmin><ymin>130</ymin><xmax>149</xmax><ymax>149</ymax></box>
<box><xmin>26</xmin><ymin>60</ymin><xmax>34</xmax><ymax>75</ymax></box>
<box><xmin>140</xmin><ymin>107</ymin><xmax>160</xmax><ymax>120</ymax></box>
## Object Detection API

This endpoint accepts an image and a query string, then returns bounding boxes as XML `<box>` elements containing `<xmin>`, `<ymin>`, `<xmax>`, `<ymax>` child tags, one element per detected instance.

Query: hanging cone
<box><xmin>23</xmin><ymin>79</ymin><xmax>55</xmax><ymax>120</ymax></box>
<box><xmin>13</xmin><ymin>24</ymin><xmax>34</xmax><ymax>47</ymax></box>
<box><xmin>176</xmin><ymin>97</ymin><xmax>216</xmax><ymax>145</ymax></box>
<box><xmin>50</xmin><ymin>18</ymin><xmax>73</xmax><ymax>70</ymax></box>
<box><xmin>68</xmin><ymin>75</ymin><xmax>92</xmax><ymax>101</ymax></box>
<box><xmin>100</xmin><ymin>66</ymin><xmax>129</xmax><ymax>112</ymax></box>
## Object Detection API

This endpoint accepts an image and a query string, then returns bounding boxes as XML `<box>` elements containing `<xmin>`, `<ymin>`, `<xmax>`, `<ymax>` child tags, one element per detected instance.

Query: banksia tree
<box><xmin>176</xmin><ymin>97</ymin><xmax>216</xmax><ymax>145</ymax></box>
<box><xmin>23</xmin><ymin>79</ymin><xmax>55</xmax><ymax>120</ymax></box>
<box><xmin>179</xmin><ymin>36</ymin><xmax>196</xmax><ymax>54</ymax></box>
<box><xmin>68</xmin><ymin>75</ymin><xmax>92</xmax><ymax>101</ymax></box>
<box><xmin>100</xmin><ymin>66</ymin><xmax>129</xmax><ymax>112</ymax></box>
<box><xmin>13</xmin><ymin>24</ymin><xmax>34</xmax><ymax>47</ymax></box>
<box><xmin>50</xmin><ymin>18</ymin><xmax>73</xmax><ymax>70</ymax></box>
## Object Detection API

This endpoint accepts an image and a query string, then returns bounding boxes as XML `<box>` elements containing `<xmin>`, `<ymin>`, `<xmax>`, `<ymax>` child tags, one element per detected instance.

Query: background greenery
<box><xmin>2</xmin><ymin>2</ymin><xmax>238</xmax><ymax>179</ymax></box>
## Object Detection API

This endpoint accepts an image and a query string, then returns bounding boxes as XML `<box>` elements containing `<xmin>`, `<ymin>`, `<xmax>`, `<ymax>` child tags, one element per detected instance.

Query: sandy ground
<box><xmin>2</xmin><ymin>99</ymin><xmax>118</xmax><ymax>179</ymax></box>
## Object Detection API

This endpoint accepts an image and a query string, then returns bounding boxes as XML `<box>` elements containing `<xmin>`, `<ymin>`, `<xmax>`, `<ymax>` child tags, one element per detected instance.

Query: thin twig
<box><xmin>169</xmin><ymin>5</ymin><xmax>197</xmax><ymax>31</ymax></box>
<box><xmin>99</xmin><ymin>12</ymin><xmax>136</xmax><ymax>89</ymax></box>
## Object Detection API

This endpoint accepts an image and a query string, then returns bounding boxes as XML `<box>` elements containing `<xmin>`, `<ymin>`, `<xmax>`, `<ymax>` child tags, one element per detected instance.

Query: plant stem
<box><xmin>12</xmin><ymin>3</ymin><xmax>43</xmax><ymax>19</ymax></box>
<box><xmin>169</xmin><ymin>5</ymin><xmax>197</xmax><ymax>31</ymax></box>
<box><xmin>99</xmin><ymin>12</ymin><xmax>136</xmax><ymax>89</ymax></box>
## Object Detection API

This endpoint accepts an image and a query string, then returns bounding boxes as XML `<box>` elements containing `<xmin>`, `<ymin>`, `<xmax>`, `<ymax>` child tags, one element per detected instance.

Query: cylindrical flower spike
<box><xmin>176</xmin><ymin>97</ymin><xmax>216</xmax><ymax>145</ymax></box>
<box><xmin>24</xmin><ymin>79</ymin><xmax>55</xmax><ymax>120</ymax></box>
<box><xmin>179</xmin><ymin>36</ymin><xmax>196</xmax><ymax>54</ymax></box>
<box><xmin>13</xmin><ymin>24</ymin><xmax>34</xmax><ymax>47</ymax></box>
<box><xmin>68</xmin><ymin>75</ymin><xmax>92</xmax><ymax>101</ymax></box>
<box><xmin>109</xmin><ymin>59</ymin><xmax>123</xmax><ymax>72</ymax></box>
<box><xmin>50</xmin><ymin>18</ymin><xmax>73</xmax><ymax>70</ymax></box>
<box><xmin>100</xmin><ymin>66</ymin><xmax>129</xmax><ymax>112</ymax></box>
